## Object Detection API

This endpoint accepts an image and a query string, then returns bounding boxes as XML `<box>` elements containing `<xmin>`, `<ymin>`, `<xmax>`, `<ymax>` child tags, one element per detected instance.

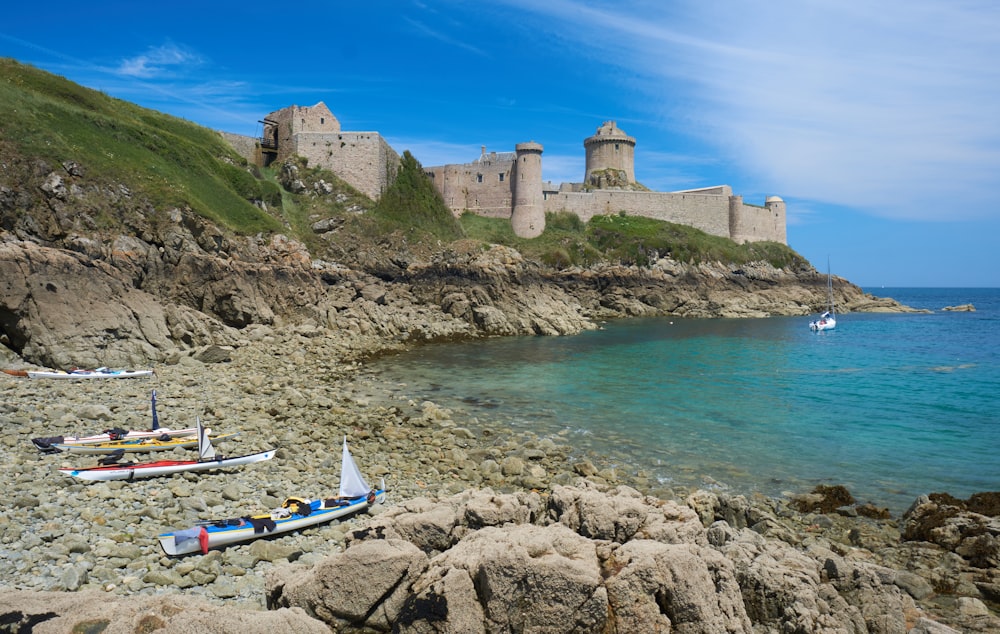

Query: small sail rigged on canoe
<box><xmin>197</xmin><ymin>416</ymin><xmax>216</xmax><ymax>461</ymax></box>
<box><xmin>339</xmin><ymin>436</ymin><xmax>371</xmax><ymax>499</ymax></box>
<box><xmin>158</xmin><ymin>437</ymin><xmax>383</xmax><ymax>555</ymax></box>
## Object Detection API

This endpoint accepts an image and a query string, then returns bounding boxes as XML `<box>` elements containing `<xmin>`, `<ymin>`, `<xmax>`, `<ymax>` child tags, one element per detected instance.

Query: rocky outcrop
<box><xmin>0</xmin><ymin>239</ymin><xmax>239</xmax><ymax>369</ymax></box>
<box><xmin>265</xmin><ymin>484</ymin><xmax>965</xmax><ymax>633</ymax></box>
<box><xmin>0</xmin><ymin>590</ymin><xmax>329</xmax><ymax>634</ymax></box>
<box><xmin>900</xmin><ymin>493</ymin><xmax>1000</xmax><ymax>570</ymax></box>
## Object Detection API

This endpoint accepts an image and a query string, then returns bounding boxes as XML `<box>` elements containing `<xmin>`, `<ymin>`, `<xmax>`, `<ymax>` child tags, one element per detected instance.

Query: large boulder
<box><xmin>0</xmin><ymin>590</ymin><xmax>328</xmax><ymax>634</ymax></box>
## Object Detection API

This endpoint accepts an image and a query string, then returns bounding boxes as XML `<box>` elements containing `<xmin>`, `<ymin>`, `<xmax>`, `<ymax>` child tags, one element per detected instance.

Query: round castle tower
<box><xmin>511</xmin><ymin>141</ymin><xmax>545</xmax><ymax>238</ymax></box>
<box><xmin>584</xmin><ymin>121</ymin><xmax>636</xmax><ymax>187</ymax></box>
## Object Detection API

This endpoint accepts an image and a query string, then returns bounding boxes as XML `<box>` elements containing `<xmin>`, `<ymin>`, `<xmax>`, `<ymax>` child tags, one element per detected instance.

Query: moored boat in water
<box><xmin>809</xmin><ymin>260</ymin><xmax>837</xmax><ymax>332</ymax></box>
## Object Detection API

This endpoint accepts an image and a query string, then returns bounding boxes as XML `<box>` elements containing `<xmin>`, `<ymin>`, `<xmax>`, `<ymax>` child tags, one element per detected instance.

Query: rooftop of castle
<box><xmin>585</xmin><ymin>121</ymin><xmax>635</xmax><ymax>145</ymax></box>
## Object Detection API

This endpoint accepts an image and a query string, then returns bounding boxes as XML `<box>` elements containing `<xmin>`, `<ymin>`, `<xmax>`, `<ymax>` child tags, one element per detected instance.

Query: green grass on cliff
<box><xmin>371</xmin><ymin>151</ymin><xmax>464</xmax><ymax>242</ymax></box>
<box><xmin>460</xmin><ymin>211</ymin><xmax>805</xmax><ymax>270</ymax></box>
<box><xmin>0</xmin><ymin>58</ymin><xmax>281</xmax><ymax>234</ymax></box>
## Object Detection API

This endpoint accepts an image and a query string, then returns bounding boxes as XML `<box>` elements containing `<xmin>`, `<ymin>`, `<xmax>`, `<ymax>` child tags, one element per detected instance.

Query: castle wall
<box><xmin>217</xmin><ymin>132</ymin><xmax>258</xmax><ymax>164</ymax></box>
<box><xmin>585</xmin><ymin>140</ymin><xmax>636</xmax><ymax>184</ymax></box>
<box><xmin>280</xmin><ymin>131</ymin><xmax>395</xmax><ymax>201</ymax></box>
<box><xmin>226</xmin><ymin>103</ymin><xmax>787</xmax><ymax>244</ymax></box>
<box><xmin>543</xmin><ymin>190</ymin><xmax>733</xmax><ymax>239</ymax></box>
<box><xmin>730</xmin><ymin>198</ymin><xmax>786</xmax><ymax>244</ymax></box>
<box><xmin>266</xmin><ymin>103</ymin><xmax>340</xmax><ymax>158</ymax></box>
<box><xmin>425</xmin><ymin>154</ymin><xmax>514</xmax><ymax>218</ymax></box>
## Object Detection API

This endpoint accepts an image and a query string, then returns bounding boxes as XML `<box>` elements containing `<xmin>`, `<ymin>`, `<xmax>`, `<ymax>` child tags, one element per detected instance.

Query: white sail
<box><xmin>197</xmin><ymin>417</ymin><xmax>216</xmax><ymax>461</ymax></box>
<box><xmin>339</xmin><ymin>437</ymin><xmax>371</xmax><ymax>499</ymax></box>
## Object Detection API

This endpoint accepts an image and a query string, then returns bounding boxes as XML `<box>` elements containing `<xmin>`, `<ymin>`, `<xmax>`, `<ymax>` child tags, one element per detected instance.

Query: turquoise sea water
<box><xmin>371</xmin><ymin>289</ymin><xmax>1000</xmax><ymax>514</ymax></box>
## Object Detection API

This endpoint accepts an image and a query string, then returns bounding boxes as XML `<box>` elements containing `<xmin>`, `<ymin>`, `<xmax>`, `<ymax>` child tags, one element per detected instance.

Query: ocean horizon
<box><xmin>370</xmin><ymin>288</ymin><xmax>1000</xmax><ymax>515</ymax></box>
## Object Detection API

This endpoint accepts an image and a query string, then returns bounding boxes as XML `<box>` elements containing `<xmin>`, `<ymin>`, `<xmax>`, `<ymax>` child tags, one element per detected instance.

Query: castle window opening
<box><xmin>499</xmin><ymin>173</ymin><xmax>504</xmax><ymax>182</ymax></box>
<box><xmin>321</xmin><ymin>117</ymin><xmax>325</xmax><ymax>124</ymax></box>
<box><xmin>477</xmin><ymin>173</ymin><xmax>483</xmax><ymax>183</ymax></box>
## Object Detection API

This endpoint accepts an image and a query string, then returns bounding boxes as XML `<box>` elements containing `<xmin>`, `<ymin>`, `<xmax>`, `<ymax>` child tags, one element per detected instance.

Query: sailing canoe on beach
<box><xmin>158</xmin><ymin>438</ymin><xmax>384</xmax><ymax>555</ymax></box>
<box><xmin>32</xmin><ymin>391</ymin><xmax>198</xmax><ymax>452</ymax></box>
<box><xmin>59</xmin><ymin>417</ymin><xmax>274</xmax><ymax>481</ymax></box>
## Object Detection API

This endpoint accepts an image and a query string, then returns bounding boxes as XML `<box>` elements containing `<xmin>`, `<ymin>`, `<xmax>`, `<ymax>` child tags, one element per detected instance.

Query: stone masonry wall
<box><xmin>425</xmin><ymin>154</ymin><xmax>516</xmax><ymax>218</ymax></box>
<box><xmin>544</xmin><ymin>190</ymin><xmax>733</xmax><ymax>239</ymax></box>
<box><xmin>293</xmin><ymin>132</ymin><xmax>399</xmax><ymax>201</ymax></box>
<box><xmin>731</xmin><ymin>200</ymin><xmax>786</xmax><ymax>244</ymax></box>
<box><xmin>217</xmin><ymin>132</ymin><xmax>258</xmax><ymax>165</ymax></box>
<box><xmin>223</xmin><ymin>103</ymin><xmax>786</xmax><ymax>243</ymax></box>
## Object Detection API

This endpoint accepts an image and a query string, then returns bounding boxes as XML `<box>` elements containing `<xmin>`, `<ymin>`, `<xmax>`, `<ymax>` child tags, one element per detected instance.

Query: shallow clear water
<box><xmin>370</xmin><ymin>288</ymin><xmax>1000</xmax><ymax>514</ymax></box>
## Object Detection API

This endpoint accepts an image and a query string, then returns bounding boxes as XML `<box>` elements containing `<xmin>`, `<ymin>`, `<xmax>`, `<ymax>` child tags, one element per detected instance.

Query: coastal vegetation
<box><xmin>0</xmin><ymin>57</ymin><xmax>807</xmax><ymax>273</ymax></box>
<box><xmin>0</xmin><ymin>58</ymin><xmax>281</xmax><ymax>235</ymax></box>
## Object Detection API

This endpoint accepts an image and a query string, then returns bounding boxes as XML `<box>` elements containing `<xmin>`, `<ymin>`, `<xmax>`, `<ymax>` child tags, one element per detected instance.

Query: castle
<box><xmin>221</xmin><ymin>102</ymin><xmax>786</xmax><ymax>245</ymax></box>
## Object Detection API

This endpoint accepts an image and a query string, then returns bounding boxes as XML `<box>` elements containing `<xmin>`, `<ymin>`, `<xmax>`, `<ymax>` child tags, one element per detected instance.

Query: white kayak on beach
<box><xmin>27</xmin><ymin>367</ymin><xmax>153</xmax><ymax>380</ymax></box>
<box><xmin>32</xmin><ymin>390</ymin><xmax>194</xmax><ymax>452</ymax></box>
<box><xmin>60</xmin><ymin>417</ymin><xmax>275</xmax><ymax>481</ymax></box>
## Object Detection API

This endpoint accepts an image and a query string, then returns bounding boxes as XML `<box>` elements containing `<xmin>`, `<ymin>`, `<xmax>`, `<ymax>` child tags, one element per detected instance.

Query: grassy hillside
<box><xmin>0</xmin><ymin>58</ymin><xmax>282</xmax><ymax>234</ymax></box>
<box><xmin>0</xmin><ymin>58</ymin><xmax>808</xmax><ymax>272</ymax></box>
<box><xmin>460</xmin><ymin>211</ymin><xmax>807</xmax><ymax>270</ymax></box>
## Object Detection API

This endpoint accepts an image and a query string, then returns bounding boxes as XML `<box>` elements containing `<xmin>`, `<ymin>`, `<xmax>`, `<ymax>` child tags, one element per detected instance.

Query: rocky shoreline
<box><xmin>2</xmin><ymin>321</ymin><xmax>999</xmax><ymax>632</ymax></box>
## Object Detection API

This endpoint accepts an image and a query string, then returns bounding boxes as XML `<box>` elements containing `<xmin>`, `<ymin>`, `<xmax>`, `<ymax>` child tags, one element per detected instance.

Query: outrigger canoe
<box><xmin>49</xmin><ymin>430</ymin><xmax>237</xmax><ymax>454</ymax></box>
<box><xmin>27</xmin><ymin>367</ymin><xmax>154</xmax><ymax>380</ymax></box>
<box><xmin>33</xmin><ymin>390</ymin><xmax>196</xmax><ymax>452</ymax></box>
<box><xmin>60</xmin><ymin>417</ymin><xmax>275</xmax><ymax>482</ymax></box>
<box><xmin>159</xmin><ymin>438</ymin><xmax>385</xmax><ymax>556</ymax></box>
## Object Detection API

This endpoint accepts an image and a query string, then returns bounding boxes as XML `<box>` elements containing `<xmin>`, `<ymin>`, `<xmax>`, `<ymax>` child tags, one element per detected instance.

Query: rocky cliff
<box><xmin>0</xmin><ymin>156</ymin><xmax>908</xmax><ymax>371</ymax></box>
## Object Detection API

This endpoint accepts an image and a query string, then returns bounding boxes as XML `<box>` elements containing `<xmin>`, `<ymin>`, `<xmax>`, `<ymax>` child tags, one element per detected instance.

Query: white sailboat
<box><xmin>809</xmin><ymin>260</ymin><xmax>837</xmax><ymax>331</ymax></box>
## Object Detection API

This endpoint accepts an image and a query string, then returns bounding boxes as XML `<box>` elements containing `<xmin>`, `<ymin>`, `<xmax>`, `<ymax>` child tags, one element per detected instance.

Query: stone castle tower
<box><xmin>511</xmin><ymin>142</ymin><xmax>545</xmax><ymax>238</ymax></box>
<box><xmin>584</xmin><ymin>121</ymin><xmax>636</xmax><ymax>188</ymax></box>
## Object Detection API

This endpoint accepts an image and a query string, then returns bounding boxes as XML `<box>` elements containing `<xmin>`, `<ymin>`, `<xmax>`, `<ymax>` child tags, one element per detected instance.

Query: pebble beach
<box><xmin>0</xmin><ymin>324</ymin><xmax>660</xmax><ymax>607</ymax></box>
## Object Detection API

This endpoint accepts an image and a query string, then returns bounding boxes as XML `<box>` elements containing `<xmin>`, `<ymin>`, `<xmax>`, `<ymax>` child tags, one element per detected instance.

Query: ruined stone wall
<box><xmin>217</xmin><ymin>132</ymin><xmax>258</xmax><ymax>164</ymax></box>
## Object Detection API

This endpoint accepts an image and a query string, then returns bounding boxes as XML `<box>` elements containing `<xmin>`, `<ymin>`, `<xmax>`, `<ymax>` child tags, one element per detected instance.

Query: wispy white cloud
<box><xmin>402</xmin><ymin>17</ymin><xmax>489</xmax><ymax>58</ymax></box>
<box><xmin>116</xmin><ymin>42</ymin><xmax>202</xmax><ymax>78</ymax></box>
<box><xmin>493</xmin><ymin>0</ymin><xmax>1000</xmax><ymax>223</ymax></box>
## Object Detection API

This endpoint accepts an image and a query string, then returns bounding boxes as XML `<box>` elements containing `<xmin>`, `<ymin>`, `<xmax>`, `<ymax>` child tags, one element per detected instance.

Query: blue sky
<box><xmin>3</xmin><ymin>1</ymin><xmax>998</xmax><ymax>287</ymax></box>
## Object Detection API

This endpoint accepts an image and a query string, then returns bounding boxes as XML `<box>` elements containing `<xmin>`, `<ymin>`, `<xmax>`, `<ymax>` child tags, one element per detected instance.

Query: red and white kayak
<box><xmin>60</xmin><ymin>416</ymin><xmax>268</xmax><ymax>481</ymax></box>
<box><xmin>60</xmin><ymin>449</ymin><xmax>276</xmax><ymax>481</ymax></box>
